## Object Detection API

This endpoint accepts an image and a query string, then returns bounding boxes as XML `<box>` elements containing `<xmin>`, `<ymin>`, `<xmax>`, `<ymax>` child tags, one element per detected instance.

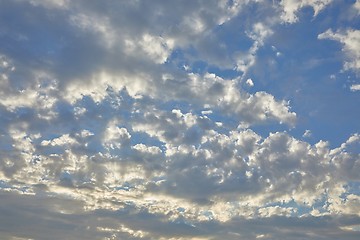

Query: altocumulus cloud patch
<box><xmin>0</xmin><ymin>0</ymin><xmax>360</xmax><ymax>239</ymax></box>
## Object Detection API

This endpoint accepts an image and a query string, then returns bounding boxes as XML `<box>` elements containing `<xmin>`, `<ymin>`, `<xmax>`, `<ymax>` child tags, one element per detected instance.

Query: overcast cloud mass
<box><xmin>0</xmin><ymin>0</ymin><xmax>360</xmax><ymax>239</ymax></box>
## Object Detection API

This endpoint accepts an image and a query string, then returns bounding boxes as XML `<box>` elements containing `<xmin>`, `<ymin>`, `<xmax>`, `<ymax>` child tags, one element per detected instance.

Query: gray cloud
<box><xmin>0</xmin><ymin>0</ymin><xmax>359</xmax><ymax>239</ymax></box>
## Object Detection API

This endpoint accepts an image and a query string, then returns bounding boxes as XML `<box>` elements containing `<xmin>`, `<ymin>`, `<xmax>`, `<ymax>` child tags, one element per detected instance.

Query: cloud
<box><xmin>23</xmin><ymin>0</ymin><xmax>70</xmax><ymax>9</ymax></box>
<box><xmin>355</xmin><ymin>0</ymin><xmax>360</xmax><ymax>15</ymax></box>
<box><xmin>303</xmin><ymin>129</ymin><xmax>312</xmax><ymax>138</ymax></box>
<box><xmin>41</xmin><ymin>134</ymin><xmax>78</xmax><ymax>147</ymax></box>
<box><xmin>139</xmin><ymin>34</ymin><xmax>175</xmax><ymax>64</ymax></box>
<box><xmin>236</xmin><ymin>22</ymin><xmax>274</xmax><ymax>75</ymax></box>
<box><xmin>1</xmin><ymin>190</ymin><xmax>360</xmax><ymax>240</ymax></box>
<box><xmin>246</xmin><ymin>78</ymin><xmax>254</xmax><ymax>87</ymax></box>
<box><xmin>0</xmin><ymin>0</ymin><xmax>359</xmax><ymax>239</ymax></box>
<box><xmin>278</xmin><ymin>0</ymin><xmax>333</xmax><ymax>23</ymax></box>
<box><xmin>350</xmin><ymin>84</ymin><xmax>360</xmax><ymax>91</ymax></box>
<box><xmin>318</xmin><ymin>28</ymin><xmax>360</xmax><ymax>74</ymax></box>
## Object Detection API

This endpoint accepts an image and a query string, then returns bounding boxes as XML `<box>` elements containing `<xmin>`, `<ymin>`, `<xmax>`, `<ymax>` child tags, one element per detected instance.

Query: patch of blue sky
<box><xmin>167</xmin><ymin>48</ymin><xmax>213</xmax><ymax>77</ymax></box>
<box><xmin>130</xmin><ymin>131</ymin><xmax>165</xmax><ymax>150</ymax></box>
<box><xmin>351</xmin><ymin>225</ymin><xmax>360</xmax><ymax>231</ymax></box>
<box><xmin>198</xmin><ymin>108</ymin><xmax>244</xmax><ymax>132</ymax></box>
<box><xmin>0</xmin><ymin>180</ymin><xmax>12</xmax><ymax>189</ymax></box>
<box><xmin>200</xmin><ymin>210</ymin><xmax>215</xmax><ymax>220</ymax></box>
<box><xmin>212</xmin><ymin>20</ymin><xmax>254</xmax><ymax>54</ymax></box>
<box><xmin>158</xmin><ymin>99</ymin><xmax>195</xmax><ymax>113</ymax></box>
<box><xmin>165</xmin><ymin>48</ymin><xmax>189</xmax><ymax>69</ymax></box>
<box><xmin>39</xmin><ymin>145</ymin><xmax>69</xmax><ymax>156</ymax></box>
<box><xmin>207</xmin><ymin>66</ymin><xmax>239</xmax><ymax>80</ymax></box>
<box><xmin>105</xmin><ymin>87</ymin><xmax>135</xmax><ymax>109</ymax></box>
<box><xmin>0</xmin><ymin>1</ymin><xmax>69</xmax><ymax>67</ymax></box>
<box><xmin>188</xmin><ymin>60</ymin><xmax>209</xmax><ymax>75</ymax></box>
<box><xmin>344</xmin><ymin>182</ymin><xmax>360</xmax><ymax>196</ymax></box>
<box><xmin>162</xmin><ymin>1</ymin><xmax>360</xmax><ymax>150</ymax></box>
<box><xmin>252</xmin><ymin>23</ymin><xmax>342</xmax><ymax>93</ymax></box>
<box><xmin>240</xmin><ymin>13</ymin><xmax>360</xmax><ymax>147</ymax></box>
<box><xmin>114</xmin><ymin>181</ymin><xmax>137</xmax><ymax>192</ymax></box>
<box><xmin>263</xmin><ymin>198</ymin><xmax>325</xmax><ymax>217</ymax></box>
<box><xmin>0</xmin><ymin>129</ymin><xmax>14</xmax><ymax>152</ymax></box>
<box><xmin>250</xmin><ymin>121</ymin><xmax>292</xmax><ymax>138</ymax></box>
<box><xmin>0</xmin><ymin>180</ymin><xmax>31</xmax><ymax>193</ymax></box>
<box><xmin>165</xmin><ymin>11</ymin><xmax>256</xmax><ymax>78</ymax></box>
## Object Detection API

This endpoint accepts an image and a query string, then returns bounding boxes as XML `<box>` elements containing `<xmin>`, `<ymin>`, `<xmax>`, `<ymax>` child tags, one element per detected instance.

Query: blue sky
<box><xmin>0</xmin><ymin>0</ymin><xmax>360</xmax><ymax>239</ymax></box>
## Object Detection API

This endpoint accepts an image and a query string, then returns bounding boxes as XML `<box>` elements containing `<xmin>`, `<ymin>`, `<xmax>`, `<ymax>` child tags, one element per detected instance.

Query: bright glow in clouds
<box><xmin>0</xmin><ymin>1</ymin><xmax>360</xmax><ymax>239</ymax></box>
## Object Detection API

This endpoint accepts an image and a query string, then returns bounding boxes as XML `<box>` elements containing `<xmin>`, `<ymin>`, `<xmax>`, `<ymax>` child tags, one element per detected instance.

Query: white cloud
<box><xmin>246</xmin><ymin>78</ymin><xmax>254</xmax><ymax>87</ymax></box>
<box><xmin>132</xmin><ymin>144</ymin><xmax>162</xmax><ymax>155</ymax></box>
<box><xmin>237</xmin><ymin>22</ymin><xmax>273</xmax><ymax>75</ymax></box>
<box><xmin>0</xmin><ymin>106</ymin><xmax>359</xmax><ymax>238</ymax></box>
<box><xmin>0</xmin><ymin>1</ymin><xmax>360</xmax><ymax>239</ymax></box>
<box><xmin>258</xmin><ymin>206</ymin><xmax>295</xmax><ymax>217</ymax></box>
<box><xmin>329</xmin><ymin>194</ymin><xmax>360</xmax><ymax>215</ymax></box>
<box><xmin>0</xmin><ymin>56</ymin><xmax>58</xmax><ymax>119</ymax></box>
<box><xmin>69</xmin><ymin>13</ymin><xmax>117</xmax><ymax>49</ymax></box>
<box><xmin>279</xmin><ymin>0</ymin><xmax>333</xmax><ymax>23</ymax></box>
<box><xmin>318</xmin><ymin>28</ymin><xmax>360</xmax><ymax>74</ymax></box>
<box><xmin>350</xmin><ymin>84</ymin><xmax>360</xmax><ymax>91</ymax></box>
<box><xmin>188</xmin><ymin>73</ymin><xmax>296</xmax><ymax>126</ymax></box>
<box><xmin>247</xmin><ymin>22</ymin><xmax>273</xmax><ymax>45</ymax></box>
<box><xmin>41</xmin><ymin>134</ymin><xmax>78</xmax><ymax>147</ymax></box>
<box><xmin>139</xmin><ymin>34</ymin><xmax>175</xmax><ymax>64</ymax></box>
<box><xmin>103</xmin><ymin>121</ymin><xmax>131</xmax><ymax>149</ymax></box>
<box><xmin>26</xmin><ymin>0</ymin><xmax>69</xmax><ymax>9</ymax></box>
<box><xmin>303</xmin><ymin>129</ymin><xmax>312</xmax><ymax>138</ymax></box>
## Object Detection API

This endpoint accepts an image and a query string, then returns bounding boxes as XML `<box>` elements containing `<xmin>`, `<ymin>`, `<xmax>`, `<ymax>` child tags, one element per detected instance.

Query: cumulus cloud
<box><xmin>0</xmin><ymin>0</ymin><xmax>359</xmax><ymax>239</ymax></box>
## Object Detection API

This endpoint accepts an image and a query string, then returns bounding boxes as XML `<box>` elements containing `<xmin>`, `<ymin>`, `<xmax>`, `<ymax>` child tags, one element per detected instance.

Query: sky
<box><xmin>0</xmin><ymin>0</ymin><xmax>360</xmax><ymax>239</ymax></box>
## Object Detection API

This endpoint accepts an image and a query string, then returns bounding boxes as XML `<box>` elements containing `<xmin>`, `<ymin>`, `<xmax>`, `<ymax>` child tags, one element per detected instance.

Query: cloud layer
<box><xmin>0</xmin><ymin>0</ymin><xmax>360</xmax><ymax>239</ymax></box>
